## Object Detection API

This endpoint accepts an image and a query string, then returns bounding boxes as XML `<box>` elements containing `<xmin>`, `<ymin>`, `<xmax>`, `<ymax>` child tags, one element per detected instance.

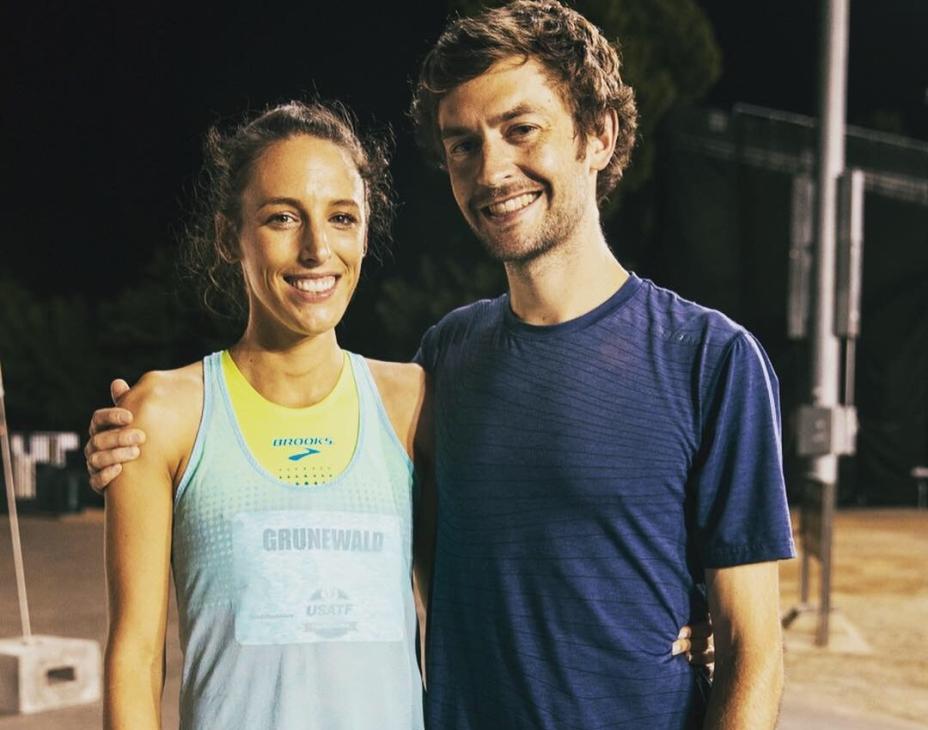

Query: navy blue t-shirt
<box><xmin>415</xmin><ymin>274</ymin><xmax>795</xmax><ymax>730</ymax></box>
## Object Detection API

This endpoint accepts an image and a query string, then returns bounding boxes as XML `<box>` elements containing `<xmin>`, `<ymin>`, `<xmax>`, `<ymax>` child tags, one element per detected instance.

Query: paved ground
<box><xmin>0</xmin><ymin>508</ymin><xmax>926</xmax><ymax>729</ymax></box>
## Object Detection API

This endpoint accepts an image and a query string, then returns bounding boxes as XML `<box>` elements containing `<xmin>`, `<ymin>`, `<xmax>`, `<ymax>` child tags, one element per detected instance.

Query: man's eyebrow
<box><xmin>440</xmin><ymin>103</ymin><xmax>540</xmax><ymax>140</ymax></box>
<box><xmin>490</xmin><ymin>103</ymin><xmax>538</xmax><ymax>126</ymax></box>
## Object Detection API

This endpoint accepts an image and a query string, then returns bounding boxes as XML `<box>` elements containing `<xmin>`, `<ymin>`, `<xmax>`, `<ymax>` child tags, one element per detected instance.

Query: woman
<box><xmin>95</xmin><ymin>98</ymin><xmax>713</xmax><ymax>729</ymax></box>
<box><xmin>103</xmin><ymin>100</ymin><xmax>430</xmax><ymax>729</ymax></box>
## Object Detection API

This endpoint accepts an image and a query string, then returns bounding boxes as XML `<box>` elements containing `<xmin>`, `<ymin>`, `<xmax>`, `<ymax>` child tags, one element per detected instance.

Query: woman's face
<box><xmin>235</xmin><ymin>134</ymin><xmax>368</xmax><ymax>341</ymax></box>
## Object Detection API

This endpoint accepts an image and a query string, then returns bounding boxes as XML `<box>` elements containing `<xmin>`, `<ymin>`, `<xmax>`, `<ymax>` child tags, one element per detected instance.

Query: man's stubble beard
<box><xmin>472</xmin><ymin>182</ymin><xmax>588</xmax><ymax>266</ymax></box>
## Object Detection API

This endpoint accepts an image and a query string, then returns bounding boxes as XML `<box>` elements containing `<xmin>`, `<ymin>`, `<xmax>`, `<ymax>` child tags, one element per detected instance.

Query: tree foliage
<box><xmin>0</xmin><ymin>277</ymin><xmax>100</xmax><ymax>431</ymax></box>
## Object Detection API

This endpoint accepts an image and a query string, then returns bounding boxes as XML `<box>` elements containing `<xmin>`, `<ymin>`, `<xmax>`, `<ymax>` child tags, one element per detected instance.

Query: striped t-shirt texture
<box><xmin>415</xmin><ymin>273</ymin><xmax>795</xmax><ymax>730</ymax></box>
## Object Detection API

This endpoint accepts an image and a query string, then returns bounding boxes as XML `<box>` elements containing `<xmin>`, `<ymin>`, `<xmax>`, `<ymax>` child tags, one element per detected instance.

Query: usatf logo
<box><xmin>271</xmin><ymin>436</ymin><xmax>334</xmax><ymax>461</ymax></box>
<box><xmin>304</xmin><ymin>586</ymin><xmax>357</xmax><ymax>639</ymax></box>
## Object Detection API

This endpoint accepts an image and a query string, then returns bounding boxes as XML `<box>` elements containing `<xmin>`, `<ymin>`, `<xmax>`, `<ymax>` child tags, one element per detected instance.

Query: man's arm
<box><xmin>412</xmin><ymin>376</ymin><xmax>436</xmax><ymax>683</ymax></box>
<box><xmin>702</xmin><ymin>561</ymin><xmax>784</xmax><ymax>730</ymax></box>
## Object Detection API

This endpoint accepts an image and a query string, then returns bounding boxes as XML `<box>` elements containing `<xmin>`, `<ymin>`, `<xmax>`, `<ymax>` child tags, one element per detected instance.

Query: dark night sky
<box><xmin>3</xmin><ymin>1</ymin><xmax>926</xmax><ymax>302</ymax></box>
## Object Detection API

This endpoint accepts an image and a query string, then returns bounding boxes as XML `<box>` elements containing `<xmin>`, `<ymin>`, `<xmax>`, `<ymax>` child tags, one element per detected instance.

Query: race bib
<box><xmin>231</xmin><ymin>510</ymin><xmax>406</xmax><ymax>645</ymax></box>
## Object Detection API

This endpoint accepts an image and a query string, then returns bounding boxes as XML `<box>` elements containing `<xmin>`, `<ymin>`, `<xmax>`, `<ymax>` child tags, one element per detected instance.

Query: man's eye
<box><xmin>449</xmin><ymin>139</ymin><xmax>476</xmax><ymax>156</ymax></box>
<box><xmin>510</xmin><ymin>124</ymin><xmax>537</xmax><ymax>138</ymax></box>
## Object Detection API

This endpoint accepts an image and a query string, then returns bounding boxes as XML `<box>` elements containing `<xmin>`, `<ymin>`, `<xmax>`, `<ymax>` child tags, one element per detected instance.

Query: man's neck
<box><xmin>504</xmin><ymin>228</ymin><xmax>629</xmax><ymax>326</ymax></box>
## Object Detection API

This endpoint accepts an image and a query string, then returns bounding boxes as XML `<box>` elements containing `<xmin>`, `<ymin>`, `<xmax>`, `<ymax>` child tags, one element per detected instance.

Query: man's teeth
<box><xmin>487</xmin><ymin>192</ymin><xmax>538</xmax><ymax>216</ymax></box>
<box><xmin>290</xmin><ymin>276</ymin><xmax>335</xmax><ymax>293</ymax></box>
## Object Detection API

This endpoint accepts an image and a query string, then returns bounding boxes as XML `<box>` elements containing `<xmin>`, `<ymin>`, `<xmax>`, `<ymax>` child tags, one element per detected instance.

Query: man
<box><xmin>88</xmin><ymin>2</ymin><xmax>793</xmax><ymax>727</ymax></box>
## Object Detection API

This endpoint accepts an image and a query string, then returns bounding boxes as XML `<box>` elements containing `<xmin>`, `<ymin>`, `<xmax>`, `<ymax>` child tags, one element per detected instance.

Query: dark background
<box><xmin>2</xmin><ymin>0</ymin><xmax>926</xmax><ymax>498</ymax></box>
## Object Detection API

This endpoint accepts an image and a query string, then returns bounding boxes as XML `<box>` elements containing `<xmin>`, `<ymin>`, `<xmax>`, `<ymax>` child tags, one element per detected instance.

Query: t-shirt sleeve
<box><xmin>690</xmin><ymin>331</ymin><xmax>796</xmax><ymax>568</ymax></box>
<box><xmin>412</xmin><ymin>324</ymin><xmax>439</xmax><ymax>374</ymax></box>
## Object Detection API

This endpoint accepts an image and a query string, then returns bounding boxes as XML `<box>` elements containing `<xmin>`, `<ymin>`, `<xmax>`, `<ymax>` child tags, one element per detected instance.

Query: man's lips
<box><xmin>476</xmin><ymin>190</ymin><xmax>543</xmax><ymax>219</ymax></box>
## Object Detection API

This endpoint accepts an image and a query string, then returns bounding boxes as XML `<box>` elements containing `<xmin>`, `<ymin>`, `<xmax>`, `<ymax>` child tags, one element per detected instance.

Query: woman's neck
<box><xmin>229</xmin><ymin>329</ymin><xmax>345</xmax><ymax>408</ymax></box>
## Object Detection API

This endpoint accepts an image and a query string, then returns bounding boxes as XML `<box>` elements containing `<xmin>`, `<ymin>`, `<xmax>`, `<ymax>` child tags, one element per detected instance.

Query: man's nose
<box><xmin>475</xmin><ymin>136</ymin><xmax>517</xmax><ymax>189</ymax></box>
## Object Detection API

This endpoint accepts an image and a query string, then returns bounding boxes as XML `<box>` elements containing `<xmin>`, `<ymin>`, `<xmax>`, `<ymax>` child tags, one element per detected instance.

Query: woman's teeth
<box><xmin>289</xmin><ymin>276</ymin><xmax>335</xmax><ymax>293</ymax></box>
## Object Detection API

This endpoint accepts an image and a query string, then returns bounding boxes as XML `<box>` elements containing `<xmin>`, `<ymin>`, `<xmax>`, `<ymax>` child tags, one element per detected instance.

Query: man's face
<box><xmin>437</xmin><ymin>56</ymin><xmax>599</xmax><ymax>264</ymax></box>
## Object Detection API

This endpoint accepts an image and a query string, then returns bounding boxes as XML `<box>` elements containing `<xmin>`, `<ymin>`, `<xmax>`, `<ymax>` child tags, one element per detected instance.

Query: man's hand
<box><xmin>673</xmin><ymin>620</ymin><xmax>715</xmax><ymax>673</ymax></box>
<box><xmin>85</xmin><ymin>379</ymin><xmax>146</xmax><ymax>492</ymax></box>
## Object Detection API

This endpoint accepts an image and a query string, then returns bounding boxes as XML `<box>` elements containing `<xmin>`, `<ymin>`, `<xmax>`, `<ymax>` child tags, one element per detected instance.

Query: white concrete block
<box><xmin>0</xmin><ymin>635</ymin><xmax>101</xmax><ymax>715</ymax></box>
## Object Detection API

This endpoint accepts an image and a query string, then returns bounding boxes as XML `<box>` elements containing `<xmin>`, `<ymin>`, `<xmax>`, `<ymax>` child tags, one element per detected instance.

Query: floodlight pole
<box><xmin>0</xmin><ymin>362</ymin><xmax>33</xmax><ymax>640</ymax></box>
<box><xmin>807</xmin><ymin>0</ymin><xmax>850</xmax><ymax>646</ymax></box>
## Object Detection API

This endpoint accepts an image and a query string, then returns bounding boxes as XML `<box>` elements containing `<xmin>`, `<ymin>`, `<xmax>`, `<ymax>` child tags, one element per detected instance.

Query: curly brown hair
<box><xmin>410</xmin><ymin>0</ymin><xmax>638</xmax><ymax>203</ymax></box>
<box><xmin>185</xmin><ymin>100</ymin><xmax>394</xmax><ymax>318</ymax></box>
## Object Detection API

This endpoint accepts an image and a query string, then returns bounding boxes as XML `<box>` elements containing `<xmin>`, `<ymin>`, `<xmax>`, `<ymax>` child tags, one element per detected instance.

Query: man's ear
<box><xmin>214</xmin><ymin>214</ymin><xmax>240</xmax><ymax>263</ymax></box>
<box><xmin>587</xmin><ymin>108</ymin><xmax>619</xmax><ymax>173</ymax></box>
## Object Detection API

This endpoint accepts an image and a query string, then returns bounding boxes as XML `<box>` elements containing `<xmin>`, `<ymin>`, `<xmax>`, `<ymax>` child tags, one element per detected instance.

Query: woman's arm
<box><xmin>366</xmin><ymin>360</ymin><xmax>434</xmax><ymax>680</ymax></box>
<box><xmin>103</xmin><ymin>368</ymin><xmax>200</xmax><ymax>730</ymax></box>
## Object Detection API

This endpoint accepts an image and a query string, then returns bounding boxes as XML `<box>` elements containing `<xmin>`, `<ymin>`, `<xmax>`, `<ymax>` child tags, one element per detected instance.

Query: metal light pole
<box><xmin>810</xmin><ymin>0</ymin><xmax>849</xmax><ymax>478</ymax></box>
<box><xmin>786</xmin><ymin>0</ymin><xmax>863</xmax><ymax>648</ymax></box>
<box><xmin>0</xmin><ymin>362</ymin><xmax>32</xmax><ymax>641</ymax></box>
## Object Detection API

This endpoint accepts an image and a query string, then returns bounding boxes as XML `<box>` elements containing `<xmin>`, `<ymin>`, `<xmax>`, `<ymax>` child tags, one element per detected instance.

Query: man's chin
<box><xmin>477</xmin><ymin>233</ymin><xmax>553</xmax><ymax>265</ymax></box>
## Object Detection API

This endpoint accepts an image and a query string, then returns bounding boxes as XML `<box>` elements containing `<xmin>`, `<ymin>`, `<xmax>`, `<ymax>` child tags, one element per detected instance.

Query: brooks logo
<box><xmin>289</xmin><ymin>447</ymin><xmax>319</xmax><ymax>461</ymax></box>
<box><xmin>272</xmin><ymin>436</ymin><xmax>333</xmax><ymax>461</ymax></box>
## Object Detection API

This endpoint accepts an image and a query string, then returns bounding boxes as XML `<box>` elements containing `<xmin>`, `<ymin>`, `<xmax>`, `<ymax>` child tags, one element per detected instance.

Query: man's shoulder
<box><xmin>417</xmin><ymin>295</ymin><xmax>507</xmax><ymax>361</ymax></box>
<box><xmin>429</xmin><ymin>295</ymin><xmax>506</xmax><ymax>335</ymax></box>
<box><xmin>634</xmin><ymin>277</ymin><xmax>747</xmax><ymax>352</ymax></box>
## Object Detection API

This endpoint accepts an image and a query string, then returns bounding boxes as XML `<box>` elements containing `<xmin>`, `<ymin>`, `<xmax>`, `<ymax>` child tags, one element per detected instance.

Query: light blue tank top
<box><xmin>171</xmin><ymin>351</ymin><xmax>422</xmax><ymax>730</ymax></box>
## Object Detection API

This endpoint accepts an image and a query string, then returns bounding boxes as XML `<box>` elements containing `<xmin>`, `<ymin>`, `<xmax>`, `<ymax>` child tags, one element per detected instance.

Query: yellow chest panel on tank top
<box><xmin>220</xmin><ymin>350</ymin><xmax>359</xmax><ymax>486</ymax></box>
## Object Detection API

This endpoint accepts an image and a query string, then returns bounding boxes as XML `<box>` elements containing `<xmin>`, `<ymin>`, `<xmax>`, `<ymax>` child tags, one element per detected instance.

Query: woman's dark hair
<box><xmin>410</xmin><ymin>0</ymin><xmax>637</xmax><ymax>204</ymax></box>
<box><xmin>185</xmin><ymin>99</ymin><xmax>394</xmax><ymax>318</ymax></box>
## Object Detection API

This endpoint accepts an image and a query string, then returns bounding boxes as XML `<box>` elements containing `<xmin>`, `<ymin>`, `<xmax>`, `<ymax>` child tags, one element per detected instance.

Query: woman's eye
<box><xmin>331</xmin><ymin>213</ymin><xmax>358</xmax><ymax>227</ymax></box>
<box><xmin>268</xmin><ymin>212</ymin><xmax>298</xmax><ymax>225</ymax></box>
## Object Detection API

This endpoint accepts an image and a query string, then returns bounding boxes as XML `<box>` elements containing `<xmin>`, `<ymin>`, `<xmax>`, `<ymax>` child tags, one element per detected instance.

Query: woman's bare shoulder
<box><xmin>120</xmin><ymin>361</ymin><xmax>203</xmax><ymax>416</ymax></box>
<box><xmin>118</xmin><ymin>361</ymin><xmax>204</xmax><ymax>460</ymax></box>
<box><xmin>363</xmin><ymin>360</ymin><xmax>427</xmax><ymax>457</ymax></box>
<box><xmin>364</xmin><ymin>360</ymin><xmax>426</xmax><ymax>401</ymax></box>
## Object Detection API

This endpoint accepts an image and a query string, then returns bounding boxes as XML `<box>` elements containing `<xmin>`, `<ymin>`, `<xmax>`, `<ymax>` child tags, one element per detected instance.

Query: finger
<box><xmin>84</xmin><ymin>428</ymin><xmax>143</xmax><ymax>468</ymax></box>
<box><xmin>86</xmin><ymin>445</ymin><xmax>141</xmax><ymax>472</ymax></box>
<box><xmin>671</xmin><ymin>638</ymin><xmax>690</xmax><ymax>656</ymax></box>
<box><xmin>87</xmin><ymin>428</ymin><xmax>146</xmax><ymax>455</ymax></box>
<box><xmin>89</xmin><ymin>463</ymin><xmax>122</xmax><ymax>493</ymax></box>
<box><xmin>89</xmin><ymin>407</ymin><xmax>134</xmax><ymax>436</ymax></box>
<box><xmin>110</xmin><ymin>379</ymin><xmax>131</xmax><ymax>405</ymax></box>
<box><xmin>677</xmin><ymin>625</ymin><xmax>692</xmax><ymax>639</ymax></box>
<box><xmin>687</xmin><ymin>650</ymin><xmax>715</xmax><ymax>666</ymax></box>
